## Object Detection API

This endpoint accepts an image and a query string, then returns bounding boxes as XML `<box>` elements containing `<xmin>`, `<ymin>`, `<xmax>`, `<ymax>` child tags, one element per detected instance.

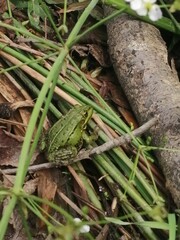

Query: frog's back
<box><xmin>47</xmin><ymin>105</ymin><xmax>91</xmax><ymax>152</ymax></box>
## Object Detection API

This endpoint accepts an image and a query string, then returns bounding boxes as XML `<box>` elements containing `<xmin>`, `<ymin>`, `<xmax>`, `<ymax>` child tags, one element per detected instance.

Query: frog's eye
<box><xmin>83</xmin><ymin>111</ymin><xmax>89</xmax><ymax>118</ymax></box>
<box><xmin>84</xmin><ymin>111</ymin><xmax>92</xmax><ymax>121</ymax></box>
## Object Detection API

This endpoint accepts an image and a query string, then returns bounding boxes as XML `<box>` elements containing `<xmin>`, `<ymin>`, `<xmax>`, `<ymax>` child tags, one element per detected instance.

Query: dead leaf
<box><xmin>0</xmin><ymin>129</ymin><xmax>38</xmax><ymax>167</ymax></box>
<box><xmin>9</xmin><ymin>207</ymin><xmax>28</xmax><ymax>240</ymax></box>
<box><xmin>0</xmin><ymin>19</ymin><xmax>15</xmax><ymax>39</ymax></box>
<box><xmin>0</xmin><ymin>129</ymin><xmax>22</xmax><ymax>166</ymax></box>
<box><xmin>72</xmin><ymin>44</ymin><xmax>111</xmax><ymax>67</ymax></box>
<box><xmin>36</xmin><ymin>169</ymin><xmax>57</xmax><ymax>229</ymax></box>
<box><xmin>109</xmin><ymin>83</ymin><xmax>138</xmax><ymax>128</ymax></box>
<box><xmin>24</xmin><ymin>178</ymin><xmax>39</xmax><ymax>195</ymax></box>
<box><xmin>58</xmin><ymin>1</ymin><xmax>88</xmax><ymax>13</ymax></box>
<box><xmin>0</xmin><ymin>0</ymin><xmax>8</xmax><ymax>14</ymax></box>
<box><xmin>87</xmin><ymin>44</ymin><xmax>111</xmax><ymax>67</ymax></box>
<box><xmin>0</xmin><ymin>73</ymin><xmax>32</xmax><ymax>136</ymax></box>
<box><xmin>2</xmin><ymin>174</ymin><xmax>16</xmax><ymax>188</ymax></box>
<box><xmin>98</xmin><ymin>73</ymin><xmax>138</xmax><ymax>128</ymax></box>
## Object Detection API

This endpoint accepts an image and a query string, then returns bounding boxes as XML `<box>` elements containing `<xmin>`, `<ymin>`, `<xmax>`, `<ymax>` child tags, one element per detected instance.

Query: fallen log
<box><xmin>104</xmin><ymin>9</ymin><xmax>180</xmax><ymax>207</ymax></box>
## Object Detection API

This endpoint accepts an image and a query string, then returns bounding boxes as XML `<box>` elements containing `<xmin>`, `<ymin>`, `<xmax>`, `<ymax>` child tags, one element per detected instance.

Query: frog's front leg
<box><xmin>46</xmin><ymin>146</ymin><xmax>78</xmax><ymax>165</ymax></box>
<box><xmin>82</xmin><ymin>126</ymin><xmax>99</xmax><ymax>145</ymax></box>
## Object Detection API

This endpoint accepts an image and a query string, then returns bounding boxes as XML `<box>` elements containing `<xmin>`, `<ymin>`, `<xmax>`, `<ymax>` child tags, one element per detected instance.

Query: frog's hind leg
<box><xmin>47</xmin><ymin>146</ymin><xmax>78</xmax><ymax>166</ymax></box>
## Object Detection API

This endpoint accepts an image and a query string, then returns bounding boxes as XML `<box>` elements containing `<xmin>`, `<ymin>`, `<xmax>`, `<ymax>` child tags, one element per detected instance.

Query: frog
<box><xmin>40</xmin><ymin>105</ymin><xmax>93</xmax><ymax>165</ymax></box>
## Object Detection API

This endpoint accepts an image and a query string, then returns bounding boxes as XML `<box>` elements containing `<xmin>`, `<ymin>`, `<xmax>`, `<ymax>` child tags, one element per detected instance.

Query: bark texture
<box><xmin>105</xmin><ymin>9</ymin><xmax>180</xmax><ymax>207</ymax></box>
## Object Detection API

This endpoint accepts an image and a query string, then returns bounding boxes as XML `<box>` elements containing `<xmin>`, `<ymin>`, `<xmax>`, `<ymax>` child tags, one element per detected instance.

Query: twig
<box><xmin>2</xmin><ymin>117</ymin><xmax>157</xmax><ymax>174</ymax></box>
<box><xmin>90</xmin><ymin>117</ymin><xmax>158</xmax><ymax>155</ymax></box>
<box><xmin>2</xmin><ymin>163</ymin><xmax>53</xmax><ymax>174</ymax></box>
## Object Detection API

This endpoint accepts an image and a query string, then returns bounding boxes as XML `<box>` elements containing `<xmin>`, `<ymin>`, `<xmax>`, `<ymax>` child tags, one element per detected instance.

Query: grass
<box><xmin>0</xmin><ymin>0</ymin><xmax>179</xmax><ymax>239</ymax></box>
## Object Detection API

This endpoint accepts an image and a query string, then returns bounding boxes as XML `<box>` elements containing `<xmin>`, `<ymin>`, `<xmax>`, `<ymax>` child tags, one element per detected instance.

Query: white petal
<box><xmin>125</xmin><ymin>0</ymin><xmax>132</xmax><ymax>2</ymax></box>
<box><xmin>130</xmin><ymin>0</ymin><xmax>143</xmax><ymax>10</ymax></box>
<box><xmin>136</xmin><ymin>6</ymin><xmax>147</xmax><ymax>15</ymax></box>
<box><xmin>148</xmin><ymin>4</ymin><xmax>162</xmax><ymax>21</ymax></box>
<box><xmin>74</xmin><ymin>218</ymin><xmax>81</xmax><ymax>223</ymax></box>
<box><xmin>143</xmin><ymin>0</ymin><xmax>156</xmax><ymax>3</ymax></box>
<box><xmin>80</xmin><ymin>225</ymin><xmax>90</xmax><ymax>233</ymax></box>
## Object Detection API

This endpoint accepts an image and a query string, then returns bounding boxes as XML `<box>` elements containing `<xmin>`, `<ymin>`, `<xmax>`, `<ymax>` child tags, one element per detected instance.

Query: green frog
<box><xmin>40</xmin><ymin>105</ymin><xmax>93</xmax><ymax>165</ymax></box>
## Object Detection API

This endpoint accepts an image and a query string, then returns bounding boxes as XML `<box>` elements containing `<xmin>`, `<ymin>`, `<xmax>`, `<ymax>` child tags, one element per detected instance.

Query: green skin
<box><xmin>41</xmin><ymin>105</ymin><xmax>93</xmax><ymax>164</ymax></box>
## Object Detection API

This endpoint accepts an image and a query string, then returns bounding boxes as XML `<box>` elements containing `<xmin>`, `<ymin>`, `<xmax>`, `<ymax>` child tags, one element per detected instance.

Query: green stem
<box><xmin>0</xmin><ymin>39</ymin><xmax>132</xmax><ymax>135</ymax></box>
<box><xmin>19</xmin><ymin>50</ymin><xmax>68</xmax><ymax>183</ymax></box>
<box><xmin>40</xmin><ymin>0</ymin><xmax>64</xmax><ymax>43</ymax></box>
<box><xmin>73</xmin><ymin>8</ymin><xmax>126</xmax><ymax>45</ymax></box>
<box><xmin>11</xmin><ymin>67</ymin><xmax>61</xmax><ymax>118</ymax></box>
<box><xmin>0</xmin><ymin>195</ymin><xmax>17</xmax><ymax>239</ymax></box>
<box><xmin>159</xmin><ymin>0</ymin><xmax>180</xmax><ymax>31</ymax></box>
<box><xmin>96</xmin><ymin>163</ymin><xmax>160</xmax><ymax>240</ymax></box>
<box><xmin>66</xmin><ymin>0</ymin><xmax>99</xmax><ymax>48</ymax></box>
<box><xmin>0</xmin><ymin>22</ymin><xmax>60</xmax><ymax>50</ymax></box>
<box><xmin>6</xmin><ymin>0</ymin><xmax>12</xmax><ymax>18</ymax></box>
<box><xmin>0</xmin><ymin>1</ymin><xmax>99</xmax><ymax>238</ymax></box>
<box><xmin>94</xmin><ymin>154</ymin><xmax>164</xmax><ymax>221</ymax></box>
<box><xmin>63</xmin><ymin>0</ymin><xmax>68</xmax><ymax>30</ymax></box>
<box><xmin>0</xmin><ymin>41</ymin><xmax>131</xmax><ymax>135</ymax></box>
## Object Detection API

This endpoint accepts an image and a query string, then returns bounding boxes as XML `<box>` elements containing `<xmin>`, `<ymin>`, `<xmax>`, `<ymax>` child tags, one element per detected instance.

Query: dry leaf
<box><xmin>0</xmin><ymin>73</ymin><xmax>32</xmax><ymax>136</ymax></box>
<box><xmin>72</xmin><ymin>44</ymin><xmax>111</xmax><ymax>67</ymax></box>
<box><xmin>0</xmin><ymin>0</ymin><xmax>8</xmax><ymax>14</ymax></box>
<box><xmin>0</xmin><ymin>129</ymin><xmax>22</xmax><ymax>167</ymax></box>
<box><xmin>24</xmin><ymin>178</ymin><xmax>39</xmax><ymax>195</ymax></box>
<box><xmin>36</xmin><ymin>169</ymin><xmax>57</xmax><ymax>229</ymax></box>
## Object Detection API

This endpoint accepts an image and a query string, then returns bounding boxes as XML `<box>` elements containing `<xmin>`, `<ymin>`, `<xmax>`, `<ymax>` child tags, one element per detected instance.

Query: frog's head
<box><xmin>76</xmin><ymin>105</ymin><xmax>93</xmax><ymax>128</ymax></box>
<box><xmin>84</xmin><ymin>106</ymin><xmax>93</xmax><ymax>123</ymax></box>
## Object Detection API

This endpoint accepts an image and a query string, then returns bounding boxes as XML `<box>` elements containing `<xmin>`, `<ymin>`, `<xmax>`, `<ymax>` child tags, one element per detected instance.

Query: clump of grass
<box><xmin>0</xmin><ymin>0</ymin><xmax>178</xmax><ymax>239</ymax></box>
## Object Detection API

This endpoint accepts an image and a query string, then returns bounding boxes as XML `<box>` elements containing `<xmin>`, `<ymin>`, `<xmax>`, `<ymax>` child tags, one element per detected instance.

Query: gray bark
<box><xmin>105</xmin><ymin>8</ymin><xmax>180</xmax><ymax>207</ymax></box>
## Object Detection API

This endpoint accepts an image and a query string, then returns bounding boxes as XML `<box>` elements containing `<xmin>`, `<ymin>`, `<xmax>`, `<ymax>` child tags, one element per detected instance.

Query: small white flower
<box><xmin>74</xmin><ymin>218</ymin><xmax>90</xmax><ymax>233</ymax></box>
<box><xmin>126</xmin><ymin>0</ymin><xmax>162</xmax><ymax>21</ymax></box>
<box><xmin>148</xmin><ymin>4</ymin><xmax>162</xmax><ymax>21</ymax></box>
